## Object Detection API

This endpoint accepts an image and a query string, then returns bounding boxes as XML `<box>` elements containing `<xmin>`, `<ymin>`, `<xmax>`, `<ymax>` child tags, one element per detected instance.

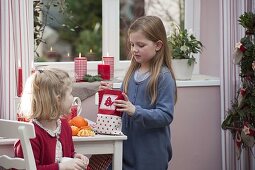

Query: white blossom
<box><xmin>180</xmin><ymin>45</ymin><xmax>189</xmax><ymax>52</ymax></box>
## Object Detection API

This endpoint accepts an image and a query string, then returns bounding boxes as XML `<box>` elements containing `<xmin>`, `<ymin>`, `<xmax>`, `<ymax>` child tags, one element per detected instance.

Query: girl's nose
<box><xmin>133</xmin><ymin>47</ymin><xmax>138</xmax><ymax>53</ymax></box>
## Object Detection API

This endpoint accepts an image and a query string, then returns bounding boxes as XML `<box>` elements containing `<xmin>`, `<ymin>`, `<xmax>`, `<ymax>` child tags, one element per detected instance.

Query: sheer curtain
<box><xmin>220</xmin><ymin>0</ymin><xmax>254</xmax><ymax>170</ymax></box>
<box><xmin>0</xmin><ymin>0</ymin><xmax>33</xmax><ymax>120</ymax></box>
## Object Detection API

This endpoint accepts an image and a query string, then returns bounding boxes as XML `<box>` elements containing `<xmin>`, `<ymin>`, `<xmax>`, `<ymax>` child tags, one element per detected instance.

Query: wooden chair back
<box><xmin>0</xmin><ymin>119</ymin><xmax>36</xmax><ymax>170</ymax></box>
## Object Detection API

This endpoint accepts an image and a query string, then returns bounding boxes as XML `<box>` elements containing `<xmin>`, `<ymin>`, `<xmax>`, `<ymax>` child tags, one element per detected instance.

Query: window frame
<box><xmin>185</xmin><ymin>0</ymin><xmax>201</xmax><ymax>74</ymax></box>
<box><xmin>35</xmin><ymin>0</ymin><xmax>201</xmax><ymax>77</ymax></box>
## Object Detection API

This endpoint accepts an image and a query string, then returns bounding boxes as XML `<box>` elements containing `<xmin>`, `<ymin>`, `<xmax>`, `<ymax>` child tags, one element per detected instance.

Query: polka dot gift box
<box><xmin>95</xmin><ymin>89</ymin><xmax>124</xmax><ymax>135</ymax></box>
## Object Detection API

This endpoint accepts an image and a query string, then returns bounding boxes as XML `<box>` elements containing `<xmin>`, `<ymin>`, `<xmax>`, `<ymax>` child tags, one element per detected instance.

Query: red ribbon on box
<box><xmin>98</xmin><ymin>89</ymin><xmax>124</xmax><ymax>116</ymax></box>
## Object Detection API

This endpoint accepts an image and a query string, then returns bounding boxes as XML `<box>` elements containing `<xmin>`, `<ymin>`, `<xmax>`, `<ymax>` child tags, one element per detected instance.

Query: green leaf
<box><xmin>221</xmin><ymin>114</ymin><xmax>233</xmax><ymax>130</ymax></box>
<box><xmin>168</xmin><ymin>26</ymin><xmax>203</xmax><ymax>61</ymax></box>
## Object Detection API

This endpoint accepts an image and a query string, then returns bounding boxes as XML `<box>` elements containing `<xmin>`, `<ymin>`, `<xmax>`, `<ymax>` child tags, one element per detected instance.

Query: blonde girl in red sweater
<box><xmin>15</xmin><ymin>68</ymin><xmax>89</xmax><ymax>170</ymax></box>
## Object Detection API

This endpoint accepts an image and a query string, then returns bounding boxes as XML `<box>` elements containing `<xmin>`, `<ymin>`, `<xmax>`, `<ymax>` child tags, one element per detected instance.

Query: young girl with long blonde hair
<box><xmin>15</xmin><ymin>68</ymin><xmax>89</xmax><ymax>170</ymax></box>
<box><xmin>101</xmin><ymin>15</ymin><xmax>177</xmax><ymax>170</ymax></box>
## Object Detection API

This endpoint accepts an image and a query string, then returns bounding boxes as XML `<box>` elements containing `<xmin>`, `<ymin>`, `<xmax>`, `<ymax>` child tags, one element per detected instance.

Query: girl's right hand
<box><xmin>59</xmin><ymin>158</ymin><xmax>87</xmax><ymax>170</ymax></box>
<box><xmin>99</xmin><ymin>81</ymin><xmax>113</xmax><ymax>91</ymax></box>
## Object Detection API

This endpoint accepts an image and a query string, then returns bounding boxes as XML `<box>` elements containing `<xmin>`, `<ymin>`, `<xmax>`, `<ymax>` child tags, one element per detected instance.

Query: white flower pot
<box><xmin>172</xmin><ymin>59</ymin><xmax>194</xmax><ymax>80</ymax></box>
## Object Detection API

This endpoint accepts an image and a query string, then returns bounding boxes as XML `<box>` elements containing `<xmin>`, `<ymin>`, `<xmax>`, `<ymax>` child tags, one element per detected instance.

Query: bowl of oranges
<box><xmin>68</xmin><ymin>115</ymin><xmax>95</xmax><ymax>137</ymax></box>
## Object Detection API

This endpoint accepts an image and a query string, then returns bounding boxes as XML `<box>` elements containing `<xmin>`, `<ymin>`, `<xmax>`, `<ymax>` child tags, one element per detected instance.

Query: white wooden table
<box><xmin>73</xmin><ymin>135</ymin><xmax>127</xmax><ymax>170</ymax></box>
<box><xmin>0</xmin><ymin>134</ymin><xmax>127</xmax><ymax>170</ymax></box>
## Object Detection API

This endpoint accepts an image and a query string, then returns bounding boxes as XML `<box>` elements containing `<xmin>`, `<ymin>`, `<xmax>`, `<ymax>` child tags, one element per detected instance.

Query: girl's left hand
<box><xmin>114</xmin><ymin>93</ymin><xmax>135</xmax><ymax>116</ymax></box>
<box><xmin>98</xmin><ymin>81</ymin><xmax>113</xmax><ymax>91</ymax></box>
<box><xmin>74</xmin><ymin>153</ymin><xmax>89</xmax><ymax>169</ymax></box>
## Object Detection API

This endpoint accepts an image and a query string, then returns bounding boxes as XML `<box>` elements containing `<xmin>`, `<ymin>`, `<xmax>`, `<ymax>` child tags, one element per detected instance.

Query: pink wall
<box><xmin>200</xmin><ymin>0</ymin><xmax>221</xmax><ymax>77</ymax></box>
<box><xmin>169</xmin><ymin>86</ymin><xmax>221</xmax><ymax>170</ymax></box>
<box><xmin>80</xmin><ymin>95</ymin><xmax>98</xmax><ymax>122</ymax></box>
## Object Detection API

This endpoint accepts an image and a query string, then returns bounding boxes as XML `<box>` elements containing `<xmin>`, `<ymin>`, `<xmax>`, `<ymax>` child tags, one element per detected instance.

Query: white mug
<box><xmin>72</xmin><ymin>97</ymin><xmax>82</xmax><ymax>116</ymax></box>
<box><xmin>60</xmin><ymin>157</ymin><xmax>73</xmax><ymax>163</ymax></box>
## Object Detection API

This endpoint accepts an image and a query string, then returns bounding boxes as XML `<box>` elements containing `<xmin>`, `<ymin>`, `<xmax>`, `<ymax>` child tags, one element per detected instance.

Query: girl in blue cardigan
<box><xmin>102</xmin><ymin>15</ymin><xmax>177</xmax><ymax>170</ymax></box>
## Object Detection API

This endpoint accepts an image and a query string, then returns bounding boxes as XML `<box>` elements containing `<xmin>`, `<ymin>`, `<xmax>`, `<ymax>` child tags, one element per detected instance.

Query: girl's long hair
<box><xmin>19</xmin><ymin>68</ymin><xmax>72</xmax><ymax>120</ymax></box>
<box><xmin>122</xmin><ymin>16</ymin><xmax>177</xmax><ymax>105</ymax></box>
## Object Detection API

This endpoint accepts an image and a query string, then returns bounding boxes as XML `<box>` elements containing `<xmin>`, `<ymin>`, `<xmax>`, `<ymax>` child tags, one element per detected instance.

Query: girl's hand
<box><xmin>114</xmin><ymin>93</ymin><xmax>135</xmax><ymax>116</ymax></box>
<box><xmin>59</xmin><ymin>157</ymin><xmax>87</xmax><ymax>170</ymax></box>
<box><xmin>98</xmin><ymin>81</ymin><xmax>113</xmax><ymax>91</ymax></box>
<box><xmin>74</xmin><ymin>153</ymin><xmax>89</xmax><ymax>167</ymax></box>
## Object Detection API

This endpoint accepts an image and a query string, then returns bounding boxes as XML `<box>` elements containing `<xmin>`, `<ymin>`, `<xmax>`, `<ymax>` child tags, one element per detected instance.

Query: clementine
<box><xmin>77</xmin><ymin>129</ymin><xmax>95</xmax><ymax>137</ymax></box>
<box><xmin>71</xmin><ymin>126</ymin><xmax>80</xmax><ymax>136</ymax></box>
<box><xmin>80</xmin><ymin>125</ymin><xmax>92</xmax><ymax>131</ymax></box>
<box><xmin>70</xmin><ymin>116</ymin><xmax>88</xmax><ymax>128</ymax></box>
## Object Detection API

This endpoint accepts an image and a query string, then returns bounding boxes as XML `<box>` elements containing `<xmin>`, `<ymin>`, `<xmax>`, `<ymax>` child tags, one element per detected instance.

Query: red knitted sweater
<box><xmin>14</xmin><ymin>118</ymin><xmax>77</xmax><ymax>170</ymax></box>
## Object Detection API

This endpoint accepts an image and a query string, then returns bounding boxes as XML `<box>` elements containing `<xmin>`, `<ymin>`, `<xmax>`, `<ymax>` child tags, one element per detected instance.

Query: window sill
<box><xmin>113</xmin><ymin>74</ymin><xmax>220</xmax><ymax>88</ymax></box>
<box><xmin>34</xmin><ymin>62</ymin><xmax>220</xmax><ymax>88</ymax></box>
<box><xmin>176</xmin><ymin>74</ymin><xmax>220</xmax><ymax>87</ymax></box>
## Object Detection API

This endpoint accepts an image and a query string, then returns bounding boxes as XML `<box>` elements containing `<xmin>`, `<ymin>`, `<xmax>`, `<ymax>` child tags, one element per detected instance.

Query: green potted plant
<box><xmin>168</xmin><ymin>24</ymin><xmax>203</xmax><ymax>80</ymax></box>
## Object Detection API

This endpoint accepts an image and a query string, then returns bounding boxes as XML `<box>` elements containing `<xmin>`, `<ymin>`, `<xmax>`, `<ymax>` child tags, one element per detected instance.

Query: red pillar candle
<box><xmin>47</xmin><ymin>47</ymin><xmax>57</xmax><ymax>58</ymax></box>
<box><xmin>17</xmin><ymin>67</ymin><xmax>23</xmax><ymax>97</ymax></box>
<box><xmin>74</xmin><ymin>54</ymin><xmax>87</xmax><ymax>82</ymax></box>
<box><xmin>103</xmin><ymin>56</ymin><xmax>114</xmax><ymax>80</ymax></box>
<box><xmin>86</xmin><ymin>49</ymin><xmax>96</xmax><ymax>61</ymax></box>
<box><xmin>98</xmin><ymin>64</ymin><xmax>110</xmax><ymax>80</ymax></box>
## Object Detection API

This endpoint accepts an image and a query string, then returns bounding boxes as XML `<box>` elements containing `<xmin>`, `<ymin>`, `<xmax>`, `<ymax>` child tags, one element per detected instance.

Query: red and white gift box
<box><xmin>95</xmin><ymin>89</ymin><xmax>124</xmax><ymax>135</ymax></box>
<box><xmin>103</xmin><ymin>56</ymin><xmax>114</xmax><ymax>80</ymax></box>
<box><xmin>74</xmin><ymin>57</ymin><xmax>87</xmax><ymax>82</ymax></box>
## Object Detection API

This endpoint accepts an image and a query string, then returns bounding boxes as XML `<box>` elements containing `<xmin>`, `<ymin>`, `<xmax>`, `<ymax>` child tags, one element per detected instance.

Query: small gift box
<box><xmin>95</xmin><ymin>89</ymin><xmax>124</xmax><ymax>135</ymax></box>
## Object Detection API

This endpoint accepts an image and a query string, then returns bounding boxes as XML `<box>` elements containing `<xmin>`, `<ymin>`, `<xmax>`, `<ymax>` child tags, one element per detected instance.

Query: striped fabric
<box><xmin>0</xmin><ymin>0</ymin><xmax>33</xmax><ymax>120</ymax></box>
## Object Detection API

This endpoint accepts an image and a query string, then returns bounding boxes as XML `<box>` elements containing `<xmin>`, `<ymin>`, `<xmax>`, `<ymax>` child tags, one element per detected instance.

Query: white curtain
<box><xmin>0</xmin><ymin>0</ymin><xmax>33</xmax><ymax>120</ymax></box>
<box><xmin>220</xmin><ymin>0</ymin><xmax>254</xmax><ymax>170</ymax></box>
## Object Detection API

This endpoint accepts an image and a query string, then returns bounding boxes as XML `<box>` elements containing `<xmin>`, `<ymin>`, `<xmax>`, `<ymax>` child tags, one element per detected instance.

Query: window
<box><xmin>119</xmin><ymin>0</ymin><xmax>185</xmax><ymax>61</ymax></box>
<box><xmin>35</xmin><ymin>0</ymin><xmax>201</xmax><ymax>77</ymax></box>
<box><xmin>34</xmin><ymin>0</ymin><xmax>102</xmax><ymax>62</ymax></box>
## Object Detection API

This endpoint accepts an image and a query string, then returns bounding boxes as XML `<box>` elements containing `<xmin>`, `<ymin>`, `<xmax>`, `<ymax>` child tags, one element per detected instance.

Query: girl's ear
<box><xmin>155</xmin><ymin>40</ymin><xmax>163</xmax><ymax>51</ymax></box>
